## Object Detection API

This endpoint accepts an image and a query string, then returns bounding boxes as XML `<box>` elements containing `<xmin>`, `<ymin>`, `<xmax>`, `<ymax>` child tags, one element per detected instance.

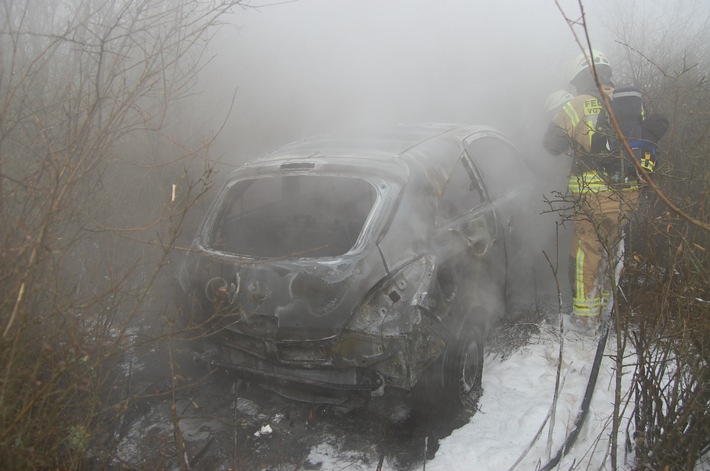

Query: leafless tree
<box><xmin>0</xmin><ymin>0</ymin><xmax>245</xmax><ymax>467</ymax></box>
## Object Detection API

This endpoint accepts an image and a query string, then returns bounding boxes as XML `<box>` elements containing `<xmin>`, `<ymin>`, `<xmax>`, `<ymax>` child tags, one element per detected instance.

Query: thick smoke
<box><xmin>197</xmin><ymin>0</ymin><xmax>605</xmax><ymax>158</ymax></box>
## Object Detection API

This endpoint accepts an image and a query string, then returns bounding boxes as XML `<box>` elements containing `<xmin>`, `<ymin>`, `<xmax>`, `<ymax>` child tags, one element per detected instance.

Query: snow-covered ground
<box><xmin>306</xmin><ymin>316</ymin><xmax>708</xmax><ymax>471</ymax></box>
<box><xmin>426</xmin><ymin>318</ymin><xmax>631</xmax><ymax>471</ymax></box>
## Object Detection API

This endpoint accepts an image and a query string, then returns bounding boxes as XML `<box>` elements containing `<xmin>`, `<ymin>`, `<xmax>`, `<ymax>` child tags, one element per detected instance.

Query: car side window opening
<box><xmin>464</xmin><ymin>136</ymin><xmax>522</xmax><ymax>199</ymax></box>
<box><xmin>436</xmin><ymin>154</ymin><xmax>485</xmax><ymax>224</ymax></box>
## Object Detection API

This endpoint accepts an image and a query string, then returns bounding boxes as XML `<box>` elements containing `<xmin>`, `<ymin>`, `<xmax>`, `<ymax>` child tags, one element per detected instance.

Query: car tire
<box><xmin>415</xmin><ymin>322</ymin><xmax>484</xmax><ymax>413</ymax></box>
<box><xmin>442</xmin><ymin>324</ymin><xmax>484</xmax><ymax>409</ymax></box>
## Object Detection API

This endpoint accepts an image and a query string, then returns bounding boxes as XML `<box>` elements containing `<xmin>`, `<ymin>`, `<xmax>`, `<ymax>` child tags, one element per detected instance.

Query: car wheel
<box><xmin>415</xmin><ymin>322</ymin><xmax>484</xmax><ymax>413</ymax></box>
<box><xmin>443</xmin><ymin>325</ymin><xmax>484</xmax><ymax>409</ymax></box>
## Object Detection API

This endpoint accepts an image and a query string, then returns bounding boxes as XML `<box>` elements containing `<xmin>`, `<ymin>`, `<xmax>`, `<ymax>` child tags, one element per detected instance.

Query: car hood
<box><xmin>182</xmin><ymin>246</ymin><xmax>388</xmax><ymax>341</ymax></box>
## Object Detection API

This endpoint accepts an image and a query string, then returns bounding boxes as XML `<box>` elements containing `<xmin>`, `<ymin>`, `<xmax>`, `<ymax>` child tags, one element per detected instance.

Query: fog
<box><xmin>194</xmin><ymin>0</ymin><xmax>613</xmax><ymax>163</ymax></box>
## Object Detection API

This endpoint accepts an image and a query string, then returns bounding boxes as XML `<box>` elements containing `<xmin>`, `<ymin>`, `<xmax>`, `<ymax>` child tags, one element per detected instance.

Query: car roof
<box><xmin>227</xmin><ymin>124</ymin><xmax>515</xmax><ymax>198</ymax></box>
<box><xmin>244</xmin><ymin>123</ymin><xmax>501</xmax><ymax>167</ymax></box>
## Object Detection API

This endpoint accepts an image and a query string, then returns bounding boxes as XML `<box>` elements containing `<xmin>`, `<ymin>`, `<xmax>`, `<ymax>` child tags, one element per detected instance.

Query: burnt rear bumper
<box><xmin>199</xmin><ymin>344</ymin><xmax>385</xmax><ymax>400</ymax></box>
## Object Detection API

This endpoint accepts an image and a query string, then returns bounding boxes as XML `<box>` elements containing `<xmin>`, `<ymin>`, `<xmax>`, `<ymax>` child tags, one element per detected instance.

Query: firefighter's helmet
<box><xmin>570</xmin><ymin>49</ymin><xmax>613</xmax><ymax>86</ymax></box>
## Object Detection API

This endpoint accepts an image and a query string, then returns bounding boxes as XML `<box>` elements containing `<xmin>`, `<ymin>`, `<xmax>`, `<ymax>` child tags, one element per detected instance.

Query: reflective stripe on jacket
<box><xmin>552</xmin><ymin>93</ymin><xmax>604</xmax><ymax>154</ymax></box>
<box><xmin>568</xmin><ymin>171</ymin><xmax>640</xmax><ymax>194</ymax></box>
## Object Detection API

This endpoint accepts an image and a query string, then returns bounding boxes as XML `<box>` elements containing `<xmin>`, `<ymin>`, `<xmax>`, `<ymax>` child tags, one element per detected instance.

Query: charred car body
<box><xmin>176</xmin><ymin>124</ymin><xmax>535</xmax><ymax>409</ymax></box>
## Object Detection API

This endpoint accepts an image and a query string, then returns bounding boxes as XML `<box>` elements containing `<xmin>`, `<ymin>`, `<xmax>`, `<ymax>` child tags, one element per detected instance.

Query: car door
<box><xmin>432</xmin><ymin>151</ymin><xmax>504</xmax><ymax>328</ymax></box>
<box><xmin>463</xmin><ymin>133</ymin><xmax>536</xmax><ymax>315</ymax></box>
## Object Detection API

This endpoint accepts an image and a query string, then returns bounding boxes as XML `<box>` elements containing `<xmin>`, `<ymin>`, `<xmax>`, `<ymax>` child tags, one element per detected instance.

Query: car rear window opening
<box><xmin>209</xmin><ymin>175</ymin><xmax>376</xmax><ymax>258</ymax></box>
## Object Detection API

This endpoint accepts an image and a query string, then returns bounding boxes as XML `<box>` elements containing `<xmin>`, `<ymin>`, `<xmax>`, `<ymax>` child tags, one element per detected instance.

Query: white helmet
<box><xmin>570</xmin><ymin>49</ymin><xmax>613</xmax><ymax>85</ymax></box>
<box><xmin>545</xmin><ymin>90</ymin><xmax>574</xmax><ymax>113</ymax></box>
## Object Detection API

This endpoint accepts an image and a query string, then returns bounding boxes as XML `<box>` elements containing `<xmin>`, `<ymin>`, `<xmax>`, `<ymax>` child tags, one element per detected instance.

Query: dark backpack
<box><xmin>591</xmin><ymin>86</ymin><xmax>668</xmax><ymax>179</ymax></box>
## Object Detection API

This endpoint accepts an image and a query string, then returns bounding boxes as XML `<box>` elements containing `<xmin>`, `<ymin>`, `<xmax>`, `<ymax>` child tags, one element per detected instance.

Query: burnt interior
<box><xmin>210</xmin><ymin>174</ymin><xmax>376</xmax><ymax>258</ymax></box>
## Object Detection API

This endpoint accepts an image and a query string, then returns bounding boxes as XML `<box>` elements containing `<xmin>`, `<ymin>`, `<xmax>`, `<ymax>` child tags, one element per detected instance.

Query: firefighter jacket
<box><xmin>542</xmin><ymin>90</ymin><xmax>622</xmax><ymax>194</ymax></box>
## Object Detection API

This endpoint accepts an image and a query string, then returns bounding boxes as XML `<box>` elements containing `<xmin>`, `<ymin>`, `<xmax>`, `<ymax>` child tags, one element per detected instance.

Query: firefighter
<box><xmin>542</xmin><ymin>49</ymin><xmax>645</xmax><ymax>329</ymax></box>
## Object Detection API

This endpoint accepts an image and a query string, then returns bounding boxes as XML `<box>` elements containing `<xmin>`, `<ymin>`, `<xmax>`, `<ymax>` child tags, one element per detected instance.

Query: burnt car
<box><xmin>175</xmin><ymin>124</ymin><xmax>536</xmax><ymax>409</ymax></box>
